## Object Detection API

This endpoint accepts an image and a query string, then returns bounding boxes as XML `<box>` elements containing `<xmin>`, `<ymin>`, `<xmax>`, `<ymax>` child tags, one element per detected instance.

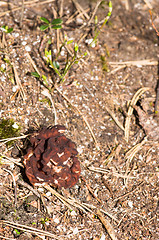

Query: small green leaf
<box><xmin>40</xmin><ymin>24</ymin><xmax>49</xmax><ymax>31</ymax></box>
<box><xmin>67</xmin><ymin>40</ymin><xmax>73</xmax><ymax>45</ymax></box>
<box><xmin>42</xmin><ymin>75</ymin><xmax>48</xmax><ymax>85</ymax></box>
<box><xmin>74</xmin><ymin>43</ymin><xmax>78</xmax><ymax>52</ymax></box>
<box><xmin>14</xmin><ymin>229</ymin><xmax>20</xmax><ymax>235</ymax></box>
<box><xmin>2</xmin><ymin>25</ymin><xmax>6</xmax><ymax>30</ymax></box>
<box><xmin>31</xmin><ymin>72</ymin><xmax>40</xmax><ymax>78</ymax></box>
<box><xmin>51</xmin><ymin>25</ymin><xmax>62</xmax><ymax>29</ymax></box>
<box><xmin>7</xmin><ymin>27</ymin><xmax>13</xmax><ymax>33</ymax></box>
<box><xmin>42</xmin><ymin>75</ymin><xmax>47</xmax><ymax>81</ymax></box>
<box><xmin>94</xmin><ymin>15</ymin><xmax>98</xmax><ymax>25</ymax></box>
<box><xmin>53</xmin><ymin>61</ymin><xmax>60</xmax><ymax>69</ymax></box>
<box><xmin>51</xmin><ymin>18</ymin><xmax>63</xmax><ymax>25</ymax></box>
<box><xmin>48</xmin><ymin>39</ymin><xmax>52</xmax><ymax>44</ymax></box>
<box><xmin>40</xmin><ymin>17</ymin><xmax>50</xmax><ymax>24</ymax></box>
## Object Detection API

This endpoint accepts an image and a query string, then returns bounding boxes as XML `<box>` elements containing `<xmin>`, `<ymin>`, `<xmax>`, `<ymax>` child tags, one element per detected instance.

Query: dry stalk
<box><xmin>81</xmin><ymin>176</ymin><xmax>102</xmax><ymax>203</ymax></box>
<box><xmin>55</xmin><ymin>87</ymin><xmax>98</xmax><ymax>146</ymax></box>
<box><xmin>41</xmin><ymin>89</ymin><xmax>57</xmax><ymax>125</ymax></box>
<box><xmin>143</xmin><ymin>0</ymin><xmax>153</xmax><ymax>9</ymax></box>
<box><xmin>125</xmin><ymin>136</ymin><xmax>148</xmax><ymax>180</ymax></box>
<box><xmin>124</xmin><ymin>0</ymin><xmax>130</xmax><ymax>11</ymax></box>
<box><xmin>87</xmin><ymin>0</ymin><xmax>102</xmax><ymax>26</ymax></box>
<box><xmin>12</xmin><ymin>63</ymin><xmax>26</xmax><ymax>100</ymax></box>
<box><xmin>43</xmin><ymin>183</ymin><xmax>88</xmax><ymax>213</ymax></box>
<box><xmin>65</xmin><ymin>9</ymin><xmax>90</xmax><ymax>25</ymax></box>
<box><xmin>88</xmin><ymin>166</ymin><xmax>136</xmax><ymax>180</ymax></box>
<box><xmin>105</xmin><ymin>105</ymin><xmax>125</xmax><ymax>132</ymax></box>
<box><xmin>0</xmin><ymin>0</ymin><xmax>55</xmax><ymax>17</ymax></box>
<box><xmin>0</xmin><ymin>155</ymin><xmax>23</xmax><ymax>167</ymax></box>
<box><xmin>113</xmin><ymin>181</ymin><xmax>144</xmax><ymax>201</ymax></box>
<box><xmin>52</xmin><ymin>7</ymin><xmax>60</xmax><ymax>52</ymax></box>
<box><xmin>72</xmin><ymin>0</ymin><xmax>90</xmax><ymax>20</ymax></box>
<box><xmin>20</xmin><ymin>0</ymin><xmax>24</xmax><ymax>28</ymax></box>
<box><xmin>59</xmin><ymin>0</ymin><xmax>64</xmax><ymax>18</ymax></box>
<box><xmin>96</xmin><ymin>209</ymin><xmax>118</xmax><ymax>240</ymax></box>
<box><xmin>108</xmin><ymin>65</ymin><xmax>126</xmax><ymax>75</ymax></box>
<box><xmin>26</xmin><ymin>52</ymin><xmax>40</xmax><ymax>75</ymax></box>
<box><xmin>0</xmin><ymin>220</ymin><xmax>58</xmax><ymax>239</ymax></box>
<box><xmin>125</xmin><ymin>87</ymin><xmax>150</xmax><ymax>142</ymax></box>
<box><xmin>43</xmin><ymin>183</ymin><xmax>119</xmax><ymax>223</ymax></box>
<box><xmin>103</xmin><ymin>144</ymin><xmax>119</xmax><ymax>165</ymax></box>
<box><xmin>0</xmin><ymin>134</ymin><xmax>29</xmax><ymax>143</ymax></box>
<box><xmin>3</xmin><ymin>168</ymin><xmax>17</xmax><ymax>205</ymax></box>
<box><xmin>109</xmin><ymin>59</ymin><xmax>158</xmax><ymax>67</ymax></box>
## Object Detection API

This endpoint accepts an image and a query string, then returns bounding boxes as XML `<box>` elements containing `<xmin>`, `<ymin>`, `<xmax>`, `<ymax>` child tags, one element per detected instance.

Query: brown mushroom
<box><xmin>23</xmin><ymin>125</ymin><xmax>81</xmax><ymax>188</ymax></box>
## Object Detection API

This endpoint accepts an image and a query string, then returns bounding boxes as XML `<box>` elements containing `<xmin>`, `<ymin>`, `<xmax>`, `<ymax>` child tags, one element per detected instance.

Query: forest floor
<box><xmin>0</xmin><ymin>0</ymin><xmax>159</xmax><ymax>239</ymax></box>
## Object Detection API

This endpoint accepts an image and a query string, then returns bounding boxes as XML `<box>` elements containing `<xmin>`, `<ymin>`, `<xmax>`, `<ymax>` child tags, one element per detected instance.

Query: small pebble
<box><xmin>25</xmin><ymin>46</ymin><xmax>31</xmax><ymax>51</ymax></box>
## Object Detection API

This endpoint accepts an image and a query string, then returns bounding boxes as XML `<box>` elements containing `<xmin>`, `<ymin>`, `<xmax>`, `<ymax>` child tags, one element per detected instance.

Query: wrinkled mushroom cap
<box><xmin>23</xmin><ymin>125</ymin><xmax>81</xmax><ymax>188</ymax></box>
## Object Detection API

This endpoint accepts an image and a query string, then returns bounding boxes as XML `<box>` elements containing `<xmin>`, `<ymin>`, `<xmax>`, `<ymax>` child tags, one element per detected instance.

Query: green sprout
<box><xmin>31</xmin><ymin>72</ymin><xmax>51</xmax><ymax>91</ymax></box>
<box><xmin>32</xmin><ymin>40</ymin><xmax>87</xmax><ymax>85</ymax></box>
<box><xmin>90</xmin><ymin>1</ymin><xmax>112</xmax><ymax>47</ymax></box>
<box><xmin>14</xmin><ymin>229</ymin><xmax>21</xmax><ymax>235</ymax></box>
<box><xmin>100</xmin><ymin>54</ymin><xmax>109</xmax><ymax>72</ymax></box>
<box><xmin>40</xmin><ymin>217</ymin><xmax>49</xmax><ymax>225</ymax></box>
<box><xmin>1</xmin><ymin>25</ymin><xmax>13</xmax><ymax>34</ymax></box>
<box><xmin>40</xmin><ymin>17</ymin><xmax>63</xmax><ymax>31</ymax></box>
<box><xmin>0</xmin><ymin>118</ymin><xmax>21</xmax><ymax>145</ymax></box>
<box><xmin>45</xmin><ymin>41</ymin><xmax>87</xmax><ymax>83</ymax></box>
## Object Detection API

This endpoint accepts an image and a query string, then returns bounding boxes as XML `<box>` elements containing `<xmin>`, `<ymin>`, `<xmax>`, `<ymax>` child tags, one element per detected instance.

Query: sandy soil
<box><xmin>0</xmin><ymin>0</ymin><xmax>159</xmax><ymax>239</ymax></box>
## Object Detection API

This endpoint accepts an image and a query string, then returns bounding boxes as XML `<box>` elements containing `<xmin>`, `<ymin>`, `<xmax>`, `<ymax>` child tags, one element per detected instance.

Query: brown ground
<box><xmin>0</xmin><ymin>0</ymin><xmax>159</xmax><ymax>239</ymax></box>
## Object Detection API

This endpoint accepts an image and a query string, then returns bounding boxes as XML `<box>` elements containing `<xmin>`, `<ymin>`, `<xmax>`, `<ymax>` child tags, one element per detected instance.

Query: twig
<box><xmin>0</xmin><ymin>134</ymin><xmax>30</xmax><ymax>148</ymax></box>
<box><xmin>125</xmin><ymin>87</ymin><xmax>150</xmax><ymax>142</ymax></box>
<box><xmin>41</xmin><ymin>89</ymin><xmax>57</xmax><ymax>125</ymax></box>
<box><xmin>149</xmin><ymin>10</ymin><xmax>159</xmax><ymax>36</ymax></box>
<box><xmin>125</xmin><ymin>137</ymin><xmax>148</xmax><ymax>184</ymax></box>
<box><xmin>87</xmin><ymin>0</ymin><xmax>102</xmax><ymax>26</ymax></box>
<box><xmin>144</xmin><ymin>0</ymin><xmax>153</xmax><ymax>9</ymax></box>
<box><xmin>17</xmin><ymin>180</ymin><xmax>41</xmax><ymax>198</ymax></box>
<box><xmin>88</xmin><ymin>166</ymin><xmax>136</xmax><ymax>179</ymax></box>
<box><xmin>82</xmin><ymin>203</ymin><xmax>119</xmax><ymax>223</ymax></box>
<box><xmin>26</xmin><ymin>52</ymin><xmax>40</xmax><ymax>75</ymax></box>
<box><xmin>20</xmin><ymin>0</ymin><xmax>24</xmax><ymax>28</ymax></box>
<box><xmin>125</xmin><ymin>0</ymin><xmax>130</xmax><ymax>11</ymax></box>
<box><xmin>0</xmin><ymin>0</ymin><xmax>55</xmax><ymax>18</ymax></box>
<box><xmin>12</xmin><ymin>63</ymin><xmax>26</xmax><ymax>100</ymax></box>
<box><xmin>0</xmin><ymin>155</ymin><xmax>23</xmax><ymax>168</ymax></box>
<box><xmin>109</xmin><ymin>59</ymin><xmax>158</xmax><ymax>66</ymax></box>
<box><xmin>43</xmin><ymin>183</ymin><xmax>88</xmax><ymax>212</ymax></box>
<box><xmin>113</xmin><ymin>181</ymin><xmax>144</xmax><ymax>201</ymax></box>
<box><xmin>81</xmin><ymin>176</ymin><xmax>102</xmax><ymax>203</ymax></box>
<box><xmin>55</xmin><ymin>87</ymin><xmax>98</xmax><ymax>146</ymax></box>
<box><xmin>108</xmin><ymin>65</ymin><xmax>126</xmax><ymax>75</ymax></box>
<box><xmin>59</xmin><ymin>0</ymin><xmax>64</xmax><ymax>18</ymax></box>
<box><xmin>65</xmin><ymin>9</ymin><xmax>90</xmax><ymax>25</ymax></box>
<box><xmin>3</xmin><ymin>168</ymin><xmax>17</xmax><ymax>205</ymax></box>
<box><xmin>43</xmin><ymin>183</ymin><xmax>119</xmax><ymax>222</ymax></box>
<box><xmin>125</xmin><ymin>137</ymin><xmax>147</xmax><ymax>163</ymax></box>
<box><xmin>0</xmin><ymin>134</ymin><xmax>30</xmax><ymax>142</ymax></box>
<box><xmin>72</xmin><ymin>0</ymin><xmax>90</xmax><ymax>20</ymax></box>
<box><xmin>105</xmin><ymin>106</ymin><xmax>125</xmax><ymax>131</ymax></box>
<box><xmin>96</xmin><ymin>209</ymin><xmax>118</xmax><ymax>240</ymax></box>
<box><xmin>0</xmin><ymin>220</ymin><xmax>58</xmax><ymax>239</ymax></box>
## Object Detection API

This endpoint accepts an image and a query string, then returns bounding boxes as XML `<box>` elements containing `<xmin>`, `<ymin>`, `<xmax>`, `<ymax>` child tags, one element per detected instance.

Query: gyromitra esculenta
<box><xmin>23</xmin><ymin>125</ymin><xmax>81</xmax><ymax>188</ymax></box>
